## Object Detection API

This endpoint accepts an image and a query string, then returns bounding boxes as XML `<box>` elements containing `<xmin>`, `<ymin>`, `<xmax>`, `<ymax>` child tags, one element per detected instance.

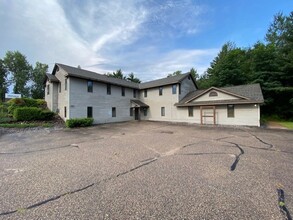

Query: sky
<box><xmin>0</xmin><ymin>0</ymin><xmax>292</xmax><ymax>82</ymax></box>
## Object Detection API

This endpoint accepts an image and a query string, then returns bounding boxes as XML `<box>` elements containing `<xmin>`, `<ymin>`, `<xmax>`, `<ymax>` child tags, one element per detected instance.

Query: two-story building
<box><xmin>45</xmin><ymin>63</ymin><xmax>264</xmax><ymax>126</ymax></box>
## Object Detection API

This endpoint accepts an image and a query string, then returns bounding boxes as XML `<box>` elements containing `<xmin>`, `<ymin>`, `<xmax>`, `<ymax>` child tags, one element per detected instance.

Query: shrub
<box><xmin>13</xmin><ymin>107</ymin><xmax>55</xmax><ymax>121</ymax></box>
<box><xmin>13</xmin><ymin>107</ymin><xmax>41</xmax><ymax>121</ymax></box>
<box><xmin>39</xmin><ymin>110</ymin><xmax>55</xmax><ymax>120</ymax></box>
<box><xmin>66</xmin><ymin>118</ymin><xmax>94</xmax><ymax>128</ymax></box>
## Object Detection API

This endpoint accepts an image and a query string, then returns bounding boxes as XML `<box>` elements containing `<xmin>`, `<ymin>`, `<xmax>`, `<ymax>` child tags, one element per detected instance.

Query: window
<box><xmin>172</xmin><ymin>84</ymin><xmax>177</xmax><ymax>94</ymax></box>
<box><xmin>59</xmin><ymin>83</ymin><xmax>61</xmax><ymax>93</ymax></box>
<box><xmin>87</xmin><ymin>107</ymin><xmax>93</xmax><ymax>118</ymax></box>
<box><xmin>130</xmin><ymin>108</ymin><xmax>133</xmax><ymax>116</ymax></box>
<box><xmin>64</xmin><ymin>106</ymin><xmax>67</xmax><ymax>118</ymax></box>
<box><xmin>87</xmin><ymin>80</ymin><xmax>93</xmax><ymax>93</ymax></box>
<box><xmin>133</xmin><ymin>89</ymin><xmax>136</xmax><ymax>98</ymax></box>
<box><xmin>47</xmin><ymin>84</ymin><xmax>50</xmax><ymax>95</ymax></box>
<box><xmin>144</xmin><ymin>89</ymin><xmax>147</xmax><ymax>97</ymax></box>
<box><xmin>188</xmin><ymin>106</ymin><xmax>193</xmax><ymax>117</ymax></box>
<box><xmin>143</xmin><ymin>108</ymin><xmax>147</xmax><ymax>116</ymax></box>
<box><xmin>121</xmin><ymin>87</ymin><xmax>125</xmax><ymax>96</ymax></box>
<box><xmin>227</xmin><ymin>105</ymin><xmax>234</xmax><ymax>118</ymax></box>
<box><xmin>179</xmin><ymin>83</ymin><xmax>181</xmax><ymax>95</ymax></box>
<box><xmin>107</xmin><ymin>84</ymin><xmax>111</xmax><ymax>95</ymax></box>
<box><xmin>112</xmin><ymin>107</ymin><xmax>116</xmax><ymax>117</ymax></box>
<box><xmin>209</xmin><ymin>91</ymin><xmax>218</xmax><ymax>97</ymax></box>
<box><xmin>161</xmin><ymin>107</ymin><xmax>165</xmax><ymax>116</ymax></box>
<box><xmin>65</xmin><ymin>78</ymin><xmax>67</xmax><ymax>91</ymax></box>
<box><xmin>159</xmin><ymin>87</ymin><xmax>163</xmax><ymax>96</ymax></box>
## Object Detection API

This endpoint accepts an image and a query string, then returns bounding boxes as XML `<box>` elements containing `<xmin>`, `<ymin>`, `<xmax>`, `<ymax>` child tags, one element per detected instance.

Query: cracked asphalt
<box><xmin>0</xmin><ymin>121</ymin><xmax>292</xmax><ymax>220</ymax></box>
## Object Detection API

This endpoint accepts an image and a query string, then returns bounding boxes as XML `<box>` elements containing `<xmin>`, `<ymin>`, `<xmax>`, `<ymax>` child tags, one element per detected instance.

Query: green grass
<box><xmin>0</xmin><ymin>122</ymin><xmax>53</xmax><ymax>128</ymax></box>
<box><xmin>278</xmin><ymin>122</ymin><xmax>293</xmax><ymax>129</ymax></box>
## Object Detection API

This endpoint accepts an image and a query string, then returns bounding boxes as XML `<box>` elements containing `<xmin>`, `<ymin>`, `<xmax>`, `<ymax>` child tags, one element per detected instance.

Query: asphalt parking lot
<box><xmin>0</xmin><ymin>121</ymin><xmax>292</xmax><ymax>220</ymax></box>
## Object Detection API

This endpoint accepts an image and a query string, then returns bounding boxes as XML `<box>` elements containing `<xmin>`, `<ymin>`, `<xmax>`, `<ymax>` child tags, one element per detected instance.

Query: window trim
<box><xmin>227</xmin><ymin>104</ymin><xmax>235</xmax><ymax>118</ymax></box>
<box><xmin>65</xmin><ymin>78</ymin><xmax>67</xmax><ymax>91</ymax></box>
<box><xmin>172</xmin><ymin>84</ymin><xmax>177</xmax><ymax>94</ymax></box>
<box><xmin>161</xmin><ymin>107</ymin><xmax>165</xmax><ymax>116</ymax></box>
<box><xmin>107</xmin><ymin>84</ymin><xmax>111</xmax><ymax>95</ymax></box>
<box><xmin>188</xmin><ymin>106</ymin><xmax>193</xmax><ymax>117</ymax></box>
<box><xmin>159</xmin><ymin>87</ymin><xmax>163</xmax><ymax>96</ymax></box>
<box><xmin>87</xmin><ymin>80</ymin><xmax>93</xmax><ymax>93</ymax></box>
<box><xmin>64</xmin><ymin>106</ymin><xmax>67</xmax><ymax>118</ymax></box>
<box><xmin>209</xmin><ymin>91</ymin><xmax>218</xmax><ymax>97</ymax></box>
<box><xmin>112</xmin><ymin>107</ymin><xmax>116</xmax><ymax>117</ymax></box>
<box><xmin>87</xmin><ymin>106</ymin><xmax>93</xmax><ymax>118</ymax></box>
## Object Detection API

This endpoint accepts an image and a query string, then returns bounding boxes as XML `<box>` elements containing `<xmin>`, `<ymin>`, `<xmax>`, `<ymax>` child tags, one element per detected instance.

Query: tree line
<box><xmin>197</xmin><ymin>12</ymin><xmax>293</xmax><ymax>119</ymax></box>
<box><xmin>0</xmin><ymin>51</ymin><xmax>48</xmax><ymax>101</ymax></box>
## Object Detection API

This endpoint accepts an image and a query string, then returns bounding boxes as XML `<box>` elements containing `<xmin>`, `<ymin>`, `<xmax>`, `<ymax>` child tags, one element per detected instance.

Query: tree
<box><xmin>4</xmin><ymin>51</ymin><xmax>32</xmax><ymax>97</ymax></box>
<box><xmin>107</xmin><ymin>69</ymin><xmax>126</xmax><ymax>80</ymax></box>
<box><xmin>31</xmin><ymin>62</ymin><xmax>48</xmax><ymax>99</ymax></box>
<box><xmin>127</xmin><ymin>72</ymin><xmax>141</xmax><ymax>83</ymax></box>
<box><xmin>0</xmin><ymin>59</ymin><xmax>8</xmax><ymax>102</ymax></box>
<box><xmin>189</xmin><ymin>68</ymin><xmax>199</xmax><ymax>79</ymax></box>
<box><xmin>168</xmin><ymin>70</ymin><xmax>182</xmax><ymax>77</ymax></box>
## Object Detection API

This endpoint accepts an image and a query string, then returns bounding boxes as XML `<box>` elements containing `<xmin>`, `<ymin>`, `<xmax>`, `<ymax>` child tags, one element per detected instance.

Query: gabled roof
<box><xmin>131</xmin><ymin>99</ymin><xmax>149</xmax><ymax>108</ymax></box>
<box><xmin>52</xmin><ymin>63</ymin><xmax>195</xmax><ymax>90</ymax></box>
<box><xmin>45</xmin><ymin>73</ymin><xmax>60</xmax><ymax>83</ymax></box>
<box><xmin>139</xmin><ymin>73</ymin><xmax>197</xmax><ymax>89</ymax></box>
<box><xmin>176</xmin><ymin>84</ymin><xmax>264</xmax><ymax>106</ymax></box>
<box><xmin>54</xmin><ymin>63</ymin><xmax>139</xmax><ymax>89</ymax></box>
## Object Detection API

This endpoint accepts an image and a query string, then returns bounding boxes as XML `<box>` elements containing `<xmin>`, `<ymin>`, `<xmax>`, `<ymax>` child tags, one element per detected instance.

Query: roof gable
<box><xmin>176</xmin><ymin>84</ymin><xmax>264</xmax><ymax>106</ymax></box>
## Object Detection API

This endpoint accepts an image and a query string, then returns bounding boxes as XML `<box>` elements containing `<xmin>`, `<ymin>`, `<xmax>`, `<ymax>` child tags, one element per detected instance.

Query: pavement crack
<box><xmin>224</xmin><ymin>142</ymin><xmax>244</xmax><ymax>171</ymax></box>
<box><xmin>250</xmin><ymin>133</ymin><xmax>274</xmax><ymax>149</ymax></box>
<box><xmin>0</xmin><ymin>158</ymin><xmax>158</xmax><ymax>216</ymax></box>
<box><xmin>277</xmin><ymin>187</ymin><xmax>292</xmax><ymax>220</ymax></box>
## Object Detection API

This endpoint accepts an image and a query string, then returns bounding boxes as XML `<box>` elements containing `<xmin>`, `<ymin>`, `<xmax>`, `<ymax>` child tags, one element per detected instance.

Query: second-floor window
<box><xmin>159</xmin><ymin>87</ymin><xmax>163</xmax><ymax>96</ymax></box>
<box><xmin>47</xmin><ymin>84</ymin><xmax>50</xmax><ymax>95</ymax></box>
<box><xmin>121</xmin><ymin>87</ymin><xmax>125</xmax><ymax>96</ymax></box>
<box><xmin>172</xmin><ymin>84</ymin><xmax>177</xmax><ymax>94</ymax></box>
<box><xmin>59</xmin><ymin>83</ymin><xmax>61</xmax><ymax>93</ymax></box>
<box><xmin>87</xmin><ymin>80</ymin><xmax>93</xmax><ymax>93</ymax></box>
<box><xmin>133</xmin><ymin>89</ymin><xmax>136</xmax><ymax>98</ymax></box>
<box><xmin>65</xmin><ymin>78</ymin><xmax>67</xmax><ymax>91</ymax></box>
<box><xmin>107</xmin><ymin>84</ymin><xmax>111</xmax><ymax>95</ymax></box>
<box><xmin>144</xmin><ymin>89</ymin><xmax>147</xmax><ymax>97</ymax></box>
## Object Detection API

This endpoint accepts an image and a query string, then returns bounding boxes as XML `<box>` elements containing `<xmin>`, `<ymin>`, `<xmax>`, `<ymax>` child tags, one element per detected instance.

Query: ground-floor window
<box><xmin>161</xmin><ymin>107</ymin><xmax>165</xmax><ymax>116</ymax></box>
<box><xmin>188</xmin><ymin>106</ymin><xmax>193</xmax><ymax>117</ymax></box>
<box><xmin>112</xmin><ymin>107</ymin><xmax>116</xmax><ymax>117</ymax></box>
<box><xmin>87</xmin><ymin>106</ymin><xmax>93</xmax><ymax>118</ymax></box>
<box><xmin>64</xmin><ymin>106</ymin><xmax>67</xmax><ymax>118</ymax></box>
<box><xmin>227</xmin><ymin>104</ymin><xmax>234</xmax><ymax>118</ymax></box>
<box><xmin>130</xmin><ymin>108</ymin><xmax>133</xmax><ymax>116</ymax></box>
<box><xmin>143</xmin><ymin>108</ymin><xmax>147</xmax><ymax>116</ymax></box>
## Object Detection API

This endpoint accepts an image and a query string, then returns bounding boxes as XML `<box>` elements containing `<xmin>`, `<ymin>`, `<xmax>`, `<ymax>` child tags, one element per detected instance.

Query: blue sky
<box><xmin>0</xmin><ymin>0</ymin><xmax>292</xmax><ymax>82</ymax></box>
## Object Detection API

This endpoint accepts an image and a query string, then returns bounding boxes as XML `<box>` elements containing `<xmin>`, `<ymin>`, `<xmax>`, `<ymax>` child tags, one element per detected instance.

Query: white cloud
<box><xmin>0</xmin><ymin>0</ymin><xmax>215</xmax><ymax>82</ymax></box>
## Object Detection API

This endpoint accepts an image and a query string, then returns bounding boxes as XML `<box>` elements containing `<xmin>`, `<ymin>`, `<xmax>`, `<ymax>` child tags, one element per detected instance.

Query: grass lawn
<box><xmin>0</xmin><ymin>123</ymin><xmax>53</xmax><ymax>128</ymax></box>
<box><xmin>278</xmin><ymin>122</ymin><xmax>293</xmax><ymax>129</ymax></box>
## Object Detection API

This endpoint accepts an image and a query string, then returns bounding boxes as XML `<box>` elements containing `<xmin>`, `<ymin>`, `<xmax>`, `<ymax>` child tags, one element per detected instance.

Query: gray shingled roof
<box><xmin>53</xmin><ymin>63</ymin><xmax>196</xmax><ymax>90</ymax></box>
<box><xmin>139</xmin><ymin>73</ymin><xmax>194</xmax><ymax>89</ymax></box>
<box><xmin>176</xmin><ymin>84</ymin><xmax>264</xmax><ymax>106</ymax></box>
<box><xmin>45</xmin><ymin>73</ymin><xmax>60</xmax><ymax>82</ymax></box>
<box><xmin>55</xmin><ymin>63</ymin><xmax>139</xmax><ymax>89</ymax></box>
<box><xmin>131</xmin><ymin>99</ymin><xmax>149</xmax><ymax>107</ymax></box>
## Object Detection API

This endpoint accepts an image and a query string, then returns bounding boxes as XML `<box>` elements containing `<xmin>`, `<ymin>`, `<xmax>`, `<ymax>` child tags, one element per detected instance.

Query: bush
<box><xmin>13</xmin><ymin>107</ymin><xmax>55</xmax><ymax>121</ymax></box>
<box><xmin>39</xmin><ymin>110</ymin><xmax>55</xmax><ymax>120</ymax></box>
<box><xmin>66</xmin><ymin>118</ymin><xmax>94</xmax><ymax>128</ymax></box>
<box><xmin>7</xmin><ymin>98</ymin><xmax>47</xmax><ymax>114</ymax></box>
<box><xmin>13</xmin><ymin>107</ymin><xmax>41</xmax><ymax>121</ymax></box>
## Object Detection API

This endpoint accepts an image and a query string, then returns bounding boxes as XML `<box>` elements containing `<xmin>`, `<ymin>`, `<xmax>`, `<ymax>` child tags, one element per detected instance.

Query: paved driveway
<box><xmin>0</xmin><ymin>122</ymin><xmax>292</xmax><ymax>220</ymax></box>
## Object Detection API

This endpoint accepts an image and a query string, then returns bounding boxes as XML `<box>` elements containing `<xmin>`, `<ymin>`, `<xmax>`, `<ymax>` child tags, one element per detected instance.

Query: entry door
<box><xmin>134</xmin><ymin>108</ymin><xmax>139</xmax><ymax>120</ymax></box>
<box><xmin>200</xmin><ymin>106</ymin><xmax>216</xmax><ymax>125</ymax></box>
